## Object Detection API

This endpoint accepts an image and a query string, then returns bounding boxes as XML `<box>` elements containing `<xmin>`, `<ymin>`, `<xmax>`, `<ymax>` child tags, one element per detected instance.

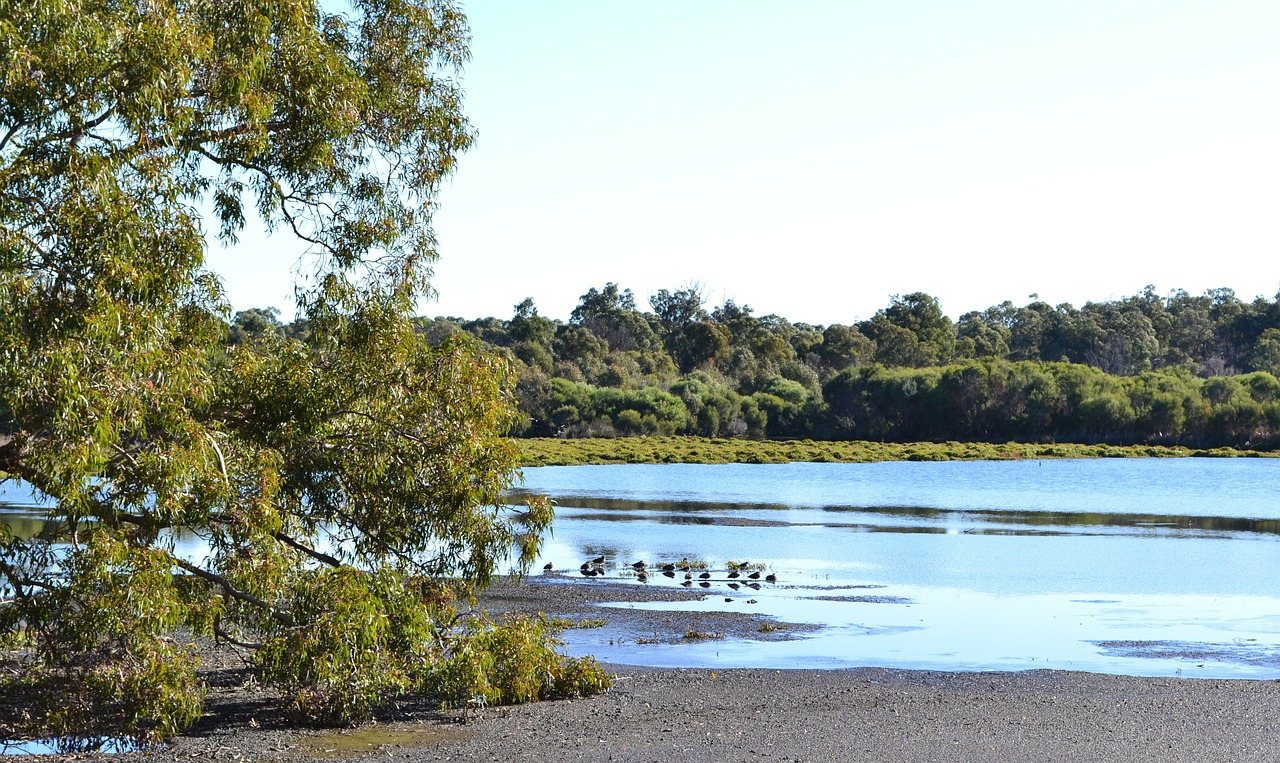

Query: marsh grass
<box><xmin>518</xmin><ymin>437</ymin><xmax>1272</xmax><ymax>467</ymax></box>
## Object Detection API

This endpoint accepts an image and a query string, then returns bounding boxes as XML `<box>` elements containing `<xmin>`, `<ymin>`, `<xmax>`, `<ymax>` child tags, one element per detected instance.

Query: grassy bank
<box><xmin>517</xmin><ymin>436</ymin><xmax>1276</xmax><ymax>467</ymax></box>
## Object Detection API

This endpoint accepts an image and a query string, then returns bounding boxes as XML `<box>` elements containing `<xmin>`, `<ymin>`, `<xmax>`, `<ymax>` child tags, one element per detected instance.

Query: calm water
<box><xmin>7</xmin><ymin>459</ymin><xmax>1280</xmax><ymax>678</ymax></box>
<box><xmin>514</xmin><ymin>459</ymin><xmax>1280</xmax><ymax>678</ymax></box>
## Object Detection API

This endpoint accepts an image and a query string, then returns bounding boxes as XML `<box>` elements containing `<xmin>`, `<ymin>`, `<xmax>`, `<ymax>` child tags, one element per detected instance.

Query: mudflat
<box><xmin>82</xmin><ymin>579</ymin><xmax>1280</xmax><ymax>762</ymax></box>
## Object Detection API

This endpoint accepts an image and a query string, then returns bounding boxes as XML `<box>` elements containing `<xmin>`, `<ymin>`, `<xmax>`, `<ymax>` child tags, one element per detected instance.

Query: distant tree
<box><xmin>650</xmin><ymin>283</ymin><xmax>709</xmax><ymax>330</ymax></box>
<box><xmin>509</xmin><ymin>297</ymin><xmax>556</xmax><ymax>346</ymax></box>
<box><xmin>1248</xmin><ymin>329</ymin><xmax>1280</xmax><ymax>376</ymax></box>
<box><xmin>227</xmin><ymin>307</ymin><xmax>284</xmax><ymax>345</ymax></box>
<box><xmin>570</xmin><ymin>283</ymin><xmax>659</xmax><ymax>351</ymax></box>
<box><xmin>955</xmin><ymin>311</ymin><xmax>1010</xmax><ymax>359</ymax></box>
<box><xmin>820</xmin><ymin>324</ymin><xmax>876</xmax><ymax>369</ymax></box>
<box><xmin>861</xmin><ymin>293</ymin><xmax>955</xmax><ymax>366</ymax></box>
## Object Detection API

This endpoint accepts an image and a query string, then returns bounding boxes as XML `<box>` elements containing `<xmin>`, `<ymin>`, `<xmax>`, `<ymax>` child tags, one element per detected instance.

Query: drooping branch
<box><xmin>271</xmin><ymin>531</ymin><xmax>342</xmax><ymax>568</ymax></box>
<box><xmin>0</xmin><ymin>435</ymin><xmax>26</xmax><ymax>478</ymax></box>
<box><xmin>213</xmin><ymin>620</ymin><xmax>262</xmax><ymax>650</ymax></box>
<box><xmin>171</xmin><ymin>557</ymin><xmax>295</xmax><ymax>627</ymax></box>
<box><xmin>332</xmin><ymin>408</ymin><xmax>428</xmax><ymax>446</ymax></box>
<box><xmin>192</xmin><ymin>145</ymin><xmax>336</xmax><ymax>255</ymax></box>
<box><xmin>114</xmin><ymin>508</ymin><xmax>343</xmax><ymax>568</ymax></box>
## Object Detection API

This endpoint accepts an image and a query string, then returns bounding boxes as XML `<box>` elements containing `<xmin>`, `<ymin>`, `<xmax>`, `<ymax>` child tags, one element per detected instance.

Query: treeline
<box><xmin>228</xmin><ymin>283</ymin><xmax>1280</xmax><ymax>448</ymax></box>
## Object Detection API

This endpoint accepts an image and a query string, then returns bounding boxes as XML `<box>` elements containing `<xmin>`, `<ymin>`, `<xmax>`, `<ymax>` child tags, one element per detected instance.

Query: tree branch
<box><xmin>271</xmin><ymin>531</ymin><xmax>342</xmax><ymax>568</ymax></box>
<box><xmin>213</xmin><ymin>620</ymin><xmax>263</xmax><ymax>650</ymax></box>
<box><xmin>332</xmin><ymin>408</ymin><xmax>427</xmax><ymax>446</ymax></box>
<box><xmin>171</xmin><ymin>557</ymin><xmax>295</xmax><ymax>627</ymax></box>
<box><xmin>192</xmin><ymin>145</ymin><xmax>336</xmax><ymax>255</ymax></box>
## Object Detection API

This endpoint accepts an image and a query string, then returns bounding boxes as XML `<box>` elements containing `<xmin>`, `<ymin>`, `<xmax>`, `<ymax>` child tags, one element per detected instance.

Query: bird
<box><xmin>765</xmin><ymin>574</ymin><xmax>777</xmax><ymax>584</ymax></box>
<box><xmin>728</xmin><ymin>582</ymin><xmax>741</xmax><ymax>591</ymax></box>
<box><xmin>747</xmin><ymin>582</ymin><xmax>761</xmax><ymax>590</ymax></box>
<box><xmin>631</xmin><ymin>560</ymin><xmax>647</xmax><ymax>570</ymax></box>
<box><xmin>681</xmin><ymin>580</ymin><xmax>692</xmax><ymax>587</ymax></box>
<box><xmin>728</xmin><ymin>571</ymin><xmax>740</xmax><ymax>579</ymax></box>
<box><xmin>699</xmin><ymin>581</ymin><xmax>711</xmax><ymax>588</ymax></box>
<box><xmin>662</xmin><ymin>570</ymin><xmax>676</xmax><ymax>578</ymax></box>
<box><xmin>637</xmin><ymin>571</ymin><xmax>649</xmax><ymax>583</ymax></box>
<box><xmin>580</xmin><ymin>568</ymin><xmax>594</xmax><ymax>577</ymax></box>
<box><xmin>698</xmin><ymin>571</ymin><xmax>711</xmax><ymax>580</ymax></box>
<box><xmin>684</xmin><ymin>571</ymin><xmax>693</xmax><ymax>580</ymax></box>
<box><xmin>591</xmin><ymin>555</ymin><xmax>606</xmax><ymax>565</ymax></box>
<box><xmin>661</xmin><ymin>563</ymin><xmax>675</xmax><ymax>572</ymax></box>
<box><xmin>543</xmin><ymin>562</ymin><xmax>553</xmax><ymax>572</ymax></box>
<box><xmin>724</xmin><ymin>598</ymin><xmax>734</xmax><ymax>603</ymax></box>
<box><xmin>747</xmin><ymin>571</ymin><xmax>761</xmax><ymax>580</ymax></box>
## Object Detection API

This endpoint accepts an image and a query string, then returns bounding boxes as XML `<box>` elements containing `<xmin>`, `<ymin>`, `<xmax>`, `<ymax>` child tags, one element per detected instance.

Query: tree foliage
<box><xmin>0</xmin><ymin>0</ymin><xmax>606</xmax><ymax>740</ymax></box>
<box><xmin>405</xmin><ymin>281</ymin><xmax>1280</xmax><ymax>447</ymax></box>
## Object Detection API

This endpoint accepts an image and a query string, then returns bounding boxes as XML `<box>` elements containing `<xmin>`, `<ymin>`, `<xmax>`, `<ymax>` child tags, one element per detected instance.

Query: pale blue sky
<box><xmin>209</xmin><ymin>1</ymin><xmax>1280</xmax><ymax>325</ymax></box>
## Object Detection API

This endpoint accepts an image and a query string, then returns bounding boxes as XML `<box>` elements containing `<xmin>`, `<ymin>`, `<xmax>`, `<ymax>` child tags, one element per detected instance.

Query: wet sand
<box><xmin>84</xmin><ymin>579</ymin><xmax>1280</xmax><ymax>762</ymax></box>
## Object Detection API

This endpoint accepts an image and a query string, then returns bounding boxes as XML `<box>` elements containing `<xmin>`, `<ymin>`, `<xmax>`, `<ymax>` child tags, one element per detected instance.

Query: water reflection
<box><xmin>520</xmin><ymin>460</ymin><xmax>1280</xmax><ymax>678</ymax></box>
<box><xmin>0</xmin><ymin>736</ymin><xmax>149</xmax><ymax>755</ymax></box>
<box><xmin>518</xmin><ymin>459</ymin><xmax>1280</xmax><ymax>518</ymax></box>
<box><xmin>522</xmin><ymin>495</ymin><xmax>1280</xmax><ymax>539</ymax></box>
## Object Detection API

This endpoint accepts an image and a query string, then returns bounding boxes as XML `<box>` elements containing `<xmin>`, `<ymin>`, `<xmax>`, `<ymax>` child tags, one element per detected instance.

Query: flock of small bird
<box><xmin>544</xmin><ymin>556</ymin><xmax>779</xmax><ymax>588</ymax></box>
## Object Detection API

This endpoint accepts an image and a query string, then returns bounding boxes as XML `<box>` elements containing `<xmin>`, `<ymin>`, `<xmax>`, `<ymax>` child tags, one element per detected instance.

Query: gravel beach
<box><xmin>51</xmin><ymin>578</ymin><xmax>1280</xmax><ymax>762</ymax></box>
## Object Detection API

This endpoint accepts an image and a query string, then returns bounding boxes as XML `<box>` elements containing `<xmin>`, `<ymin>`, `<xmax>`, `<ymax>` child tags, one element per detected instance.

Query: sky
<box><xmin>208</xmin><ymin>0</ymin><xmax>1280</xmax><ymax>326</ymax></box>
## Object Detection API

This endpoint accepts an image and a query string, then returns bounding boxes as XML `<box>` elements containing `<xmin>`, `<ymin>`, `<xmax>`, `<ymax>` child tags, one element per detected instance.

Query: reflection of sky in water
<box><xmin>519</xmin><ymin>459</ymin><xmax>1280</xmax><ymax>517</ymax></box>
<box><xmin>561</xmin><ymin>586</ymin><xmax>1280</xmax><ymax>678</ymax></box>
<box><xmin>9</xmin><ymin>460</ymin><xmax>1280</xmax><ymax>678</ymax></box>
<box><xmin>521</xmin><ymin>460</ymin><xmax>1280</xmax><ymax>678</ymax></box>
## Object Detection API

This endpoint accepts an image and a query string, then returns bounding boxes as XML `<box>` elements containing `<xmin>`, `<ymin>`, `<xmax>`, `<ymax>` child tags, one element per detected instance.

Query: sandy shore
<box><xmin>68</xmin><ymin>578</ymin><xmax>1280</xmax><ymax>762</ymax></box>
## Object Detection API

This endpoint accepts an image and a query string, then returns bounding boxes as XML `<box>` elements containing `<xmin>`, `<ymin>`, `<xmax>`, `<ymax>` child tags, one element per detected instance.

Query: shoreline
<box><xmin>516</xmin><ymin>435</ymin><xmax>1277</xmax><ymax>468</ymax></box>
<box><xmin>86</xmin><ymin>578</ymin><xmax>1280</xmax><ymax>762</ymax></box>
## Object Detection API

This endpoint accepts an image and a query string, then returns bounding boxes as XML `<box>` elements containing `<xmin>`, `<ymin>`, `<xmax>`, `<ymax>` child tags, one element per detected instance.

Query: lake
<box><xmin>6</xmin><ymin>458</ymin><xmax>1280</xmax><ymax>679</ymax></box>
<box><xmin>514</xmin><ymin>458</ymin><xmax>1280</xmax><ymax>678</ymax></box>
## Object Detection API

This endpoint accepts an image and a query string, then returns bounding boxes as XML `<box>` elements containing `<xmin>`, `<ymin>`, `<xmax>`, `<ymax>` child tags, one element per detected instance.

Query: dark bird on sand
<box><xmin>631</xmin><ymin>561</ymin><xmax>647</xmax><ymax>570</ymax></box>
<box><xmin>728</xmin><ymin>571</ymin><xmax>740</xmax><ymax>579</ymax></box>
<box><xmin>765</xmin><ymin>574</ymin><xmax>777</xmax><ymax>583</ymax></box>
<box><xmin>661</xmin><ymin>563</ymin><xmax>676</xmax><ymax>572</ymax></box>
<box><xmin>748</xmin><ymin>571</ymin><xmax>761</xmax><ymax>580</ymax></box>
<box><xmin>580</xmin><ymin>568</ymin><xmax>595</xmax><ymax>577</ymax></box>
<box><xmin>543</xmin><ymin>563</ymin><xmax>553</xmax><ymax>571</ymax></box>
<box><xmin>685</xmin><ymin>571</ymin><xmax>693</xmax><ymax>580</ymax></box>
<box><xmin>637</xmin><ymin>572</ymin><xmax>649</xmax><ymax>583</ymax></box>
<box><xmin>591</xmin><ymin>555</ymin><xmax>606</xmax><ymax>565</ymax></box>
<box><xmin>698</xmin><ymin>571</ymin><xmax>711</xmax><ymax>580</ymax></box>
<box><xmin>724</xmin><ymin>598</ymin><xmax>734</xmax><ymax>603</ymax></box>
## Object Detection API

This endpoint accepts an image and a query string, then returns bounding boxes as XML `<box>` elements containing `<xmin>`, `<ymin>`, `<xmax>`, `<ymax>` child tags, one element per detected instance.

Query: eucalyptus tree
<box><xmin>0</xmin><ymin>0</ymin><xmax>604</xmax><ymax>739</ymax></box>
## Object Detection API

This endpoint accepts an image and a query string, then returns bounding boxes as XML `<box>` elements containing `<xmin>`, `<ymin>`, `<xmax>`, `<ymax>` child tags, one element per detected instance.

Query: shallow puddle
<box><xmin>554</xmin><ymin>578</ymin><xmax>1280</xmax><ymax>679</ymax></box>
<box><xmin>0</xmin><ymin>736</ymin><xmax>150</xmax><ymax>755</ymax></box>
<box><xmin>302</xmin><ymin>724</ymin><xmax>470</xmax><ymax>757</ymax></box>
